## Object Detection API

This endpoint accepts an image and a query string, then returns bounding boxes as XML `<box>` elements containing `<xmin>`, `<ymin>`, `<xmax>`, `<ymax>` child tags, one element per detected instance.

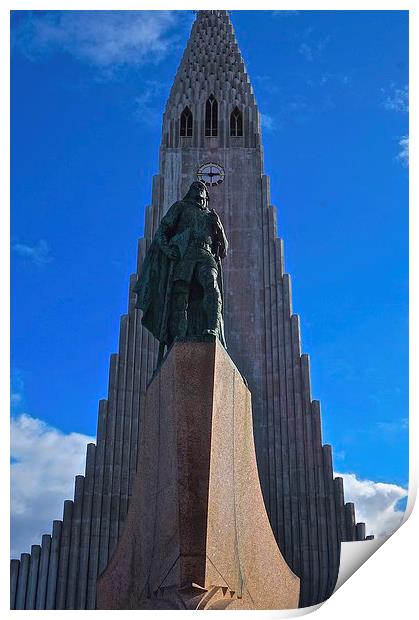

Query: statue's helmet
<box><xmin>190</xmin><ymin>180</ymin><xmax>208</xmax><ymax>194</ymax></box>
<box><xmin>183</xmin><ymin>180</ymin><xmax>209</xmax><ymax>204</ymax></box>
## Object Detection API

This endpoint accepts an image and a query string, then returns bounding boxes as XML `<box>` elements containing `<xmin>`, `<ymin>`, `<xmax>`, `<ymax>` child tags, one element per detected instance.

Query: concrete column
<box><xmin>127</xmin><ymin>271</ymin><xmax>138</xmax><ymax>315</ymax></box>
<box><xmin>356</xmin><ymin>522</ymin><xmax>366</xmax><ymax>540</ymax></box>
<box><xmin>120</xmin><ymin>294</ymin><xmax>138</xmax><ymax>528</ymax></box>
<box><xmin>109</xmin><ymin>315</ymin><xmax>129</xmax><ymax>556</ymax></box>
<box><xmin>291</xmin><ymin>314</ymin><xmax>310</xmax><ymax>605</ymax></box>
<box><xmin>15</xmin><ymin>553</ymin><xmax>30</xmax><ymax>609</ymax></box>
<box><xmin>140</xmin><ymin>322</ymin><xmax>153</xmax><ymax>422</ymax></box>
<box><xmin>76</xmin><ymin>443</ymin><xmax>96</xmax><ymax>609</ymax></box>
<box><xmin>311</xmin><ymin>400</ymin><xmax>328</xmax><ymax>604</ymax></box>
<box><xmin>300</xmin><ymin>353</ymin><xmax>319</xmax><ymax>607</ymax></box>
<box><xmin>345</xmin><ymin>503</ymin><xmax>356</xmax><ymax>541</ymax></box>
<box><xmin>322</xmin><ymin>445</ymin><xmax>339</xmax><ymax>599</ymax></box>
<box><xmin>282</xmin><ymin>274</ymin><xmax>300</xmax><ymax>576</ymax></box>
<box><xmin>86</xmin><ymin>400</ymin><xmax>108</xmax><ymax>609</ymax></box>
<box><xmin>274</xmin><ymin>242</ymin><xmax>291</xmax><ymax>564</ymax></box>
<box><xmin>55</xmin><ymin>500</ymin><xmax>73</xmax><ymax>609</ymax></box>
<box><xmin>129</xmin><ymin>306</ymin><xmax>144</xmax><ymax>497</ymax></box>
<box><xmin>151</xmin><ymin>194</ymin><xmax>160</xmax><ymax>235</ymax></box>
<box><xmin>10</xmin><ymin>559</ymin><xmax>19</xmax><ymax>609</ymax></box>
<box><xmin>283</xmin><ymin>273</ymin><xmax>293</xmax><ymax>315</ymax></box>
<box><xmin>333</xmin><ymin>477</ymin><xmax>346</xmax><ymax>542</ymax></box>
<box><xmin>46</xmin><ymin>520</ymin><xmax>62</xmax><ymax>609</ymax></box>
<box><xmin>35</xmin><ymin>534</ymin><xmax>51</xmax><ymax>609</ymax></box>
<box><xmin>136</xmin><ymin>237</ymin><xmax>146</xmax><ymax>276</ymax></box>
<box><xmin>144</xmin><ymin>205</ymin><xmax>153</xmax><ymax>239</ymax></box>
<box><xmin>271</xmin><ymin>229</ymin><xmax>285</xmax><ymax>552</ymax></box>
<box><xmin>98</xmin><ymin>354</ymin><xmax>119</xmax><ymax>573</ymax></box>
<box><xmin>275</xmin><ymin>237</ymin><xmax>285</xmax><ymax>277</ymax></box>
<box><xmin>66</xmin><ymin>475</ymin><xmax>85</xmax><ymax>608</ymax></box>
<box><xmin>150</xmin><ymin>174</ymin><xmax>162</xmax><ymax>213</ymax></box>
<box><xmin>260</xmin><ymin>202</ymin><xmax>275</xmax><ymax>520</ymax></box>
<box><xmin>267</xmin><ymin>206</ymin><xmax>281</xmax><ymax>536</ymax></box>
<box><xmin>25</xmin><ymin>544</ymin><xmax>41</xmax><ymax>609</ymax></box>
<box><xmin>136</xmin><ymin>321</ymin><xmax>150</xmax><ymax>495</ymax></box>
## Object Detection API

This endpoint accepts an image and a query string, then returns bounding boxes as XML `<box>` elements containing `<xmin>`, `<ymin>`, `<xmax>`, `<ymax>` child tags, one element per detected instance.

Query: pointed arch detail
<box><xmin>230</xmin><ymin>106</ymin><xmax>243</xmax><ymax>137</ymax></box>
<box><xmin>205</xmin><ymin>95</ymin><xmax>218</xmax><ymax>137</ymax></box>
<box><xmin>180</xmin><ymin>106</ymin><xmax>193</xmax><ymax>137</ymax></box>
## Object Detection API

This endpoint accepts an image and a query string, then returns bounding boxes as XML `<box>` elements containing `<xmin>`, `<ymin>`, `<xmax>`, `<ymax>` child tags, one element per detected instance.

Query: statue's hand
<box><xmin>218</xmin><ymin>246</ymin><xmax>227</xmax><ymax>260</ymax></box>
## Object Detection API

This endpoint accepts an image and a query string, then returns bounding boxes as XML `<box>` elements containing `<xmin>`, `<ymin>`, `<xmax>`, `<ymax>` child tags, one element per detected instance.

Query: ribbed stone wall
<box><xmin>11</xmin><ymin>10</ymin><xmax>370</xmax><ymax>610</ymax></box>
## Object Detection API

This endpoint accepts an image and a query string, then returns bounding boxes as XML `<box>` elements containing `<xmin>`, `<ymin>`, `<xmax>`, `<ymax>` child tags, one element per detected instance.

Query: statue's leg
<box><xmin>195</xmin><ymin>263</ymin><xmax>221</xmax><ymax>336</ymax></box>
<box><xmin>169</xmin><ymin>279</ymin><xmax>189</xmax><ymax>341</ymax></box>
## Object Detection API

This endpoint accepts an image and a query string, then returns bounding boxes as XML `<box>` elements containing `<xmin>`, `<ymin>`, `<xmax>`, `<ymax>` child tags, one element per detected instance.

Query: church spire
<box><xmin>162</xmin><ymin>10</ymin><xmax>260</xmax><ymax>149</ymax></box>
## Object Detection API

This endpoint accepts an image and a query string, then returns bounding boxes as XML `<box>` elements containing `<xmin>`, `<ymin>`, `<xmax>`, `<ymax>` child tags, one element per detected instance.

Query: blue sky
<box><xmin>10</xmin><ymin>10</ymin><xmax>408</xmax><ymax>552</ymax></box>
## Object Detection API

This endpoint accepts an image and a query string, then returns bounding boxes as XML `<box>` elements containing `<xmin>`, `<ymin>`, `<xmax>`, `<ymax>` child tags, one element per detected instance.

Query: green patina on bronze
<box><xmin>134</xmin><ymin>181</ymin><xmax>228</xmax><ymax>363</ymax></box>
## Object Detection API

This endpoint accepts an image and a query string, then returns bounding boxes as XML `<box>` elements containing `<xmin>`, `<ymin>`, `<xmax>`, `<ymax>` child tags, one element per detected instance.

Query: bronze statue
<box><xmin>134</xmin><ymin>181</ymin><xmax>228</xmax><ymax>364</ymax></box>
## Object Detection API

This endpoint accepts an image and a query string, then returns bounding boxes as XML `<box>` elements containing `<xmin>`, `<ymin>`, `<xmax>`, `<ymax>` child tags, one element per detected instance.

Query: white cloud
<box><xmin>260</xmin><ymin>113</ymin><xmax>275</xmax><ymax>131</ymax></box>
<box><xmin>299</xmin><ymin>42</ymin><xmax>314</xmax><ymax>62</ymax></box>
<box><xmin>134</xmin><ymin>79</ymin><xmax>169</xmax><ymax>127</ymax></box>
<box><xmin>10</xmin><ymin>393</ymin><xmax>22</xmax><ymax>405</ymax></box>
<box><xmin>299</xmin><ymin>35</ymin><xmax>331</xmax><ymax>62</ymax></box>
<box><xmin>11</xmin><ymin>372</ymin><xmax>24</xmax><ymax>408</ymax></box>
<box><xmin>376</xmin><ymin>417</ymin><xmax>408</xmax><ymax>433</ymax></box>
<box><xmin>307</xmin><ymin>73</ymin><xmax>352</xmax><ymax>88</ymax></box>
<box><xmin>12</xmin><ymin>10</ymin><xmax>190</xmax><ymax>72</ymax></box>
<box><xmin>10</xmin><ymin>414</ymin><xmax>94</xmax><ymax>558</ymax></box>
<box><xmin>397</xmin><ymin>135</ymin><xmax>409</xmax><ymax>167</ymax></box>
<box><xmin>12</xmin><ymin>239</ymin><xmax>52</xmax><ymax>266</ymax></box>
<box><xmin>336</xmin><ymin>471</ymin><xmax>408</xmax><ymax>539</ymax></box>
<box><xmin>382</xmin><ymin>84</ymin><xmax>409</xmax><ymax>113</ymax></box>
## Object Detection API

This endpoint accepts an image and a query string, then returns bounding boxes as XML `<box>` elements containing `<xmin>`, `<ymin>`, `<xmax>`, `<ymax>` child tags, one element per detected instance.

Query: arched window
<box><xmin>205</xmin><ymin>95</ymin><xmax>218</xmax><ymax>137</ymax></box>
<box><xmin>230</xmin><ymin>106</ymin><xmax>243</xmax><ymax>137</ymax></box>
<box><xmin>180</xmin><ymin>106</ymin><xmax>193</xmax><ymax>137</ymax></box>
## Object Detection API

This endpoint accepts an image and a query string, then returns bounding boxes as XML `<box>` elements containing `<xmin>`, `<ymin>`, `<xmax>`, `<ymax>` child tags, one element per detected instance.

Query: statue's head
<box><xmin>183</xmin><ymin>181</ymin><xmax>209</xmax><ymax>208</ymax></box>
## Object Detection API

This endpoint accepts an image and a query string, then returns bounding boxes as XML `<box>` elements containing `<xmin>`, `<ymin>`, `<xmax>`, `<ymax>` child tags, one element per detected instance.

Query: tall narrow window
<box><xmin>230</xmin><ymin>106</ymin><xmax>243</xmax><ymax>137</ymax></box>
<box><xmin>205</xmin><ymin>95</ymin><xmax>218</xmax><ymax>136</ymax></box>
<box><xmin>180</xmin><ymin>106</ymin><xmax>193</xmax><ymax>137</ymax></box>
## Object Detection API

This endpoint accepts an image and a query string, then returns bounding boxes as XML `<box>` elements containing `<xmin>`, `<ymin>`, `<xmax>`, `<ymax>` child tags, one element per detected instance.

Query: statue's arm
<box><xmin>218</xmin><ymin>221</ymin><xmax>228</xmax><ymax>259</ymax></box>
<box><xmin>211</xmin><ymin>210</ymin><xmax>228</xmax><ymax>259</ymax></box>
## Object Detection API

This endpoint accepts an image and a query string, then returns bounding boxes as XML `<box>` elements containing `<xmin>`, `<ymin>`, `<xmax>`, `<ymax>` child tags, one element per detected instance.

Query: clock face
<box><xmin>197</xmin><ymin>162</ymin><xmax>225</xmax><ymax>186</ymax></box>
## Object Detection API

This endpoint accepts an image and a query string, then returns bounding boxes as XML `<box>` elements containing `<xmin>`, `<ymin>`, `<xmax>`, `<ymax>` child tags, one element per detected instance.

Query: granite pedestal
<box><xmin>96</xmin><ymin>341</ymin><xmax>299</xmax><ymax>610</ymax></box>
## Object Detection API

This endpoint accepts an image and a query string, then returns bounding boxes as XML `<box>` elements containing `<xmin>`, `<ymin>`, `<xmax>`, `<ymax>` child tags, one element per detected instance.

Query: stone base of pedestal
<box><xmin>96</xmin><ymin>341</ymin><xmax>299</xmax><ymax>610</ymax></box>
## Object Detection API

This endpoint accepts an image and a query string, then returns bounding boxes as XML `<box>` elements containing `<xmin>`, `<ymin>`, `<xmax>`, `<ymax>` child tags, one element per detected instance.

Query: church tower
<box><xmin>10</xmin><ymin>11</ymin><xmax>370</xmax><ymax>611</ymax></box>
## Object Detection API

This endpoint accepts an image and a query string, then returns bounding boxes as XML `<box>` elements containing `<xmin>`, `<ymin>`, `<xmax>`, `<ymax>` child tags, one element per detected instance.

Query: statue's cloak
<box><xmin>134</xmin><ymin>200</ymin><xmax>227</xmax><ymax>348</ymax></box>
<box><xmin>134</xmin><ymin>238</ymin><xmax>172</xmax><ymax>343</ymax></box>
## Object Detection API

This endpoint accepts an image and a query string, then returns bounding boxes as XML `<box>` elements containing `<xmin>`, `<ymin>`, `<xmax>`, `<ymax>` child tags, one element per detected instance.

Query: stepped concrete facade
<box><xmin>10</xmin><ymin>11</ymin><xmax>370</xmax><ymax>610</ymax></box>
